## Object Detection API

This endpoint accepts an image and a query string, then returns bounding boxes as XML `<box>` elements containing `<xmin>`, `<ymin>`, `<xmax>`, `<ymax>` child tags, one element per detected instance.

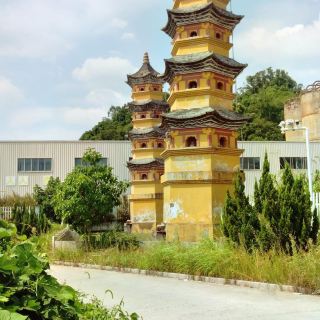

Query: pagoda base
<box><xmin>163</xmin><ymin>181</ymin><xmax>233</xmax><ymax>242</ymax></box>
<box><xmin>129</xmin><ymin>196</ymin><xmax>163</xmax><ymax>235</ymax></box>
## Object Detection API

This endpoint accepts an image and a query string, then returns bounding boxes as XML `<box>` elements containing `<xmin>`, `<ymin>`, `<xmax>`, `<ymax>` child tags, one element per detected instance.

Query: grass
<box><xmin>38</xmin><ymin>231</ymin><xmax>320</xmax><ymax>293</ymax></box>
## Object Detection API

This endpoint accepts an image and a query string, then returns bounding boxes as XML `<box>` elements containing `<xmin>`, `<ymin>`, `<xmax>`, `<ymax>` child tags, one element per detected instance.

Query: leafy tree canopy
<box><xmin>235</xmin><ymin>68</ymin><xmax>302</xmax><ymax>141</ymax></box>
<box><xmin>80</xmin><ymin>105</ymin><xmax>132</xmax><ymax>141</ymax></box>
<box><xmin>53</xmin><ymin>149</ymin><xmax>129</xmax><ymax>234</ymax></box>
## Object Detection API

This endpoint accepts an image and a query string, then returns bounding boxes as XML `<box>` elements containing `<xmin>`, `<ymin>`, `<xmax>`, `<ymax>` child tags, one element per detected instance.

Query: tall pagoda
<box><xmin>160</xmin><ymin>0</ymin><xmax>249</xmax><ymax>241</ymax></box>
<box><xmin>126</xmin><ymin>53</ymin><xmax>169</xmax><ymax>233</ymax></box>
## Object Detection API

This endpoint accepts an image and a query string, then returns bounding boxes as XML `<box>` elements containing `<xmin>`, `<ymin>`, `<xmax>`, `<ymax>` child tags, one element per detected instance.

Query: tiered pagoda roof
<box><xmin>127</xmin><ymin>53</ymin><xmax>164</xmax><ymax>87</ymax></box>
<box><xmin>163</xmin><ymin>3</ymin><xmax>243</xmax><ymax>38</ymax></box>
<box><xmin>128</xmin><ymin>100</ymin><xmax>169</xmax><ymax>113</ymax></box>
<box><xmin>129</xmin><ymin>126</ymin><xmax>166</xmax><ymax>140</ymax></box>
<box><xmin>162</xmin><ymin>52</ymin><xmax>247</xmax><ymax>83</ymax></box>
<box><xmin>127</xmin><ymin>158</ymin><xmax>164</xmax><ymax>171</ymax></box>
<box><xmin>161</xmin><ymin>107</ymin><xmax>250</xmax><ymax>130</ymax></box>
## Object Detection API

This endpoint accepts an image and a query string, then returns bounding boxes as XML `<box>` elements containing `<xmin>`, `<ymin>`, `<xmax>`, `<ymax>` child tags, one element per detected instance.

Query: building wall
<box><xmin>239</xmin><ymin>141</ymin><xmax>320</xmax><ymax>201</ymax></box>
<box><xmin>0</xmin><ymin>141</ymin><xmax>131</xmax><ymax>197</ymax></box>
<box><xmin>1</xmin><ymin>140</ymin><xmax>319</xmax><ymax>200</ymax></box>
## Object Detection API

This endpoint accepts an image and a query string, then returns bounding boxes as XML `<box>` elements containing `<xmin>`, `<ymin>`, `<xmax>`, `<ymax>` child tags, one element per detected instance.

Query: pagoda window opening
<box><xmin>190</xmin><ymin>31</ymin><xmax>198</xmax><ymax>37</ymax></box>
<box><xmin>140</xmin><ymin>114</ymin><xmax>146</xmax><ymax>119</ymax></box>
<box><xmin>141</xmin><ymin>142</ymin><xmax>148</xmax><ymax>148</ymax></box>
<box><xmin>157</xmin><ymin>142</ymin><xmax>164</xmax><ymax>148</ymax></box>
<box><xmin>139</xmin><ymin>87</ymin><xmax>145</xmax><ymax>92</ymax></box>
<box><xmin>216</xmin><ymin>32</ymin><xmax>222</xmax><ymax>40</ymax></box>
<box><xmin>219</xmin><ymin>137</ymin><xmax>228</xmax><ymax>148</ymax></box>
<box><xmin>188</xmin><ymin>81</ymin><xmax>198</xmax><ymax>89</ymax></box>
<box><xmin>153</xmin><ymin>87</ymin><xmax>159</xmax><ymax>91</ymax></box>
<box><xmin>186</xmin><ymin>136</ymin><xmax>197</xmax><ymax>147</ymax></box>
<box><xmin>141</xmin><ymin>173</ymin><xmax>148</xmax><ymax>180</ymax></box>
<box><xmin>217</xmin><ymin>81</ymin><xmax>224</xmax><ymax>90</ymax></box>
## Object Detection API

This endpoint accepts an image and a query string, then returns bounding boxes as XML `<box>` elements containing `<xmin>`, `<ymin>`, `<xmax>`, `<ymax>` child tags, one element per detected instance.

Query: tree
<box><xmin>53</xmin><ymin>149</ymin><xmax>129</xmax><ymax>235</ymax></box>
<box><xmin>80</xmin><ymin>105</ymin><xmax>132</xmax><ymax>140</ymax></box>
<box><xmin>33</xmin><ymin>177</ymin><xmax>61</xmax><ymax>222</ymax></box>
<box><xmin>235</xmin><ymin>68</ymin><xmax>302</xmax><ymax>141</ymax></box>
<box><xmin>222</xmin><ymin>172</ymin><xmax>259</xmax><ymax>251</ymax></box>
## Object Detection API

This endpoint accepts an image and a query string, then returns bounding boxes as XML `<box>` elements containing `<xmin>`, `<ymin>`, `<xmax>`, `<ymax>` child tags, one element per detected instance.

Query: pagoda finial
<box><xmin>143</xmin><ymin>52</ymin><xmax>150</xmax><ymax>64</ymax></box>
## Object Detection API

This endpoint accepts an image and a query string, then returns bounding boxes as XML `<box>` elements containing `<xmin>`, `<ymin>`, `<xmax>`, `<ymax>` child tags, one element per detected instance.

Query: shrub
<box><xmin>0</xmin><ymin>220</ymin><xmax>140</xmax><ymax>319</ymax></box>
<box><xmin>84</xmin><ymin>231</ymin><xmax>141</xmax><ymax>251</ymax></box>
<box><xmin>12</xmin><ymin>205</ymin><xmax>50</xmax><ymax>237</ymax></box>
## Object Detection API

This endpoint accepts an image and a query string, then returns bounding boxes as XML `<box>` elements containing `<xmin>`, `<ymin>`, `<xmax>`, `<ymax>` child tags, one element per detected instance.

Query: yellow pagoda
<box><xmin>126</xmin><ymin>53</ymin><xmax>169</xmax><ymax>234</ymax></box>
<box><xmin>160</xmin><ymin>0</ymin><xmax>249</xmax><ymax>241</ymax></box>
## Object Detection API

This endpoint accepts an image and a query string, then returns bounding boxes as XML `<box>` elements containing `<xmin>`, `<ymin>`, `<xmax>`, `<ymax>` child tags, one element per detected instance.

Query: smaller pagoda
<box><xmin>126</xmin><ymin>53</ymin><xmax>169</xmax><ymax>234</ymax></box>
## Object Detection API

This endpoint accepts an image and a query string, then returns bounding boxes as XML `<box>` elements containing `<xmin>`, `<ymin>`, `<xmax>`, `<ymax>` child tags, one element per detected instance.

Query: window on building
<box><xmin>140</xmin><ymin>143</ymin><xmax>148</xmax><ymax>148</ymax></box>
<box><xmin>216</xmin><ymin>32</ymin><xmax>222</xmax><ymax>40</ymax></box>
<box><xmin>188</xmin><ymin>81</ymin><xmax>198</xmax><ymax>89</ymax></box>
<box><xmin>280</xmin><ymin>157</ymin><xmax>307</xmax><ymax>170</ymax></box>
<box><xmin>18</xmin><ymin>158</ymin><xmax>52</xmax><ymax>172</ymax></box>
<box><xmin>75</xmin><ymin>158</ymin><xmax>108</xmax><ymax>167</ymax></box>
<box><xmin>186</xmin><ymin>136</ymin><xmax>197</xmax><ymax>147</ymax></box>
<box><xmin>219</xmin><ymin>136</ymin><xmax>228</xmax><ymax>148</ymax></box>
<box><xmin>240</xmin><ymin>157</ymin><xmax>260</xmax><ymax>170</ymax></box>
<box><xmin>157</xmin><ymin>142</ymin><xmax>164</xmax><ymax>148</ymax></box>
<box><xmin>190</xmin><ymin>31</ymin><xmax>198</xmax><ymax>37</ymax></box>
<box><xmin>216</xmin><ymin>81</ymin><xmax>224</xmax><ymax>90</ymax></box>
<box><xmin>140</xmin><ymin>87</ymin><xmax>145</xmax><ymax>91</ymax></box>
<box><xmin>153</xmin><ymin>87</ymin><xmax>158</xmax><ymax>91</ymax></box>
<box><xmin>141</xmin><ymin>173</ymin><xmax>148</xmax><ymax>180</ymax></box>
<box><xmin>140</xmin><ymin>114</ymin><xmax>146</xmax><ymax>119</ymax></box>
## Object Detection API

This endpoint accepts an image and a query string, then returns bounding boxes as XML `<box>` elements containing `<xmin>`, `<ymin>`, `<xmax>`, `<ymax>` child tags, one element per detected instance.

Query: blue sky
<box><xmin>0</xmin><ymin>0</ymin><xmax>319</xmax><ymax>140</ymax></box>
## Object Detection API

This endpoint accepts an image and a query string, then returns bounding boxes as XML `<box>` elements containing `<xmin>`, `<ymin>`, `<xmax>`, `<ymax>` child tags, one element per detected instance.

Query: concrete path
<box><xmin>50</xmin><ymin>265</ymin><xmax>320</xmax><ymax>320</ymax></box>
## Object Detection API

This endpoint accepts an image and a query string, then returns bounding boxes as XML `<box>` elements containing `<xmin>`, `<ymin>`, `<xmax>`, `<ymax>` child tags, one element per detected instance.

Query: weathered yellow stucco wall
<box><xmin>173</xmin><ymin>0</ymin><xmax>229</xmax><ymax>10</ymax></box>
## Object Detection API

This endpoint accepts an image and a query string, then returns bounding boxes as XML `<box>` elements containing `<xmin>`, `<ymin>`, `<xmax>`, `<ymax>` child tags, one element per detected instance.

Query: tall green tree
<box><xmin>80</xmin><ymin>105</ymin><xmax>132</xmax><ymax>140</ymax></box>
<box><xmin>235</xmin><ymin>68</ymin><xmax>302</xmax><ymax>141</ymax></box>
<box><xmin>222</xmin><ymin>172</ymin><xmax>259</xmax><ymax>250</ymax></box>
<box><xmin>53</xmin><ymin>149</ymin><xmax>129</xmax><ymax>235</ymax></box>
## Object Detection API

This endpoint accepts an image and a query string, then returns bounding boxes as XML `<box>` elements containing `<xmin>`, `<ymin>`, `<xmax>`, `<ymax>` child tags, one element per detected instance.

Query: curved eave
<box><xmin>162</xmin><ymin>3</ymin><xmax>243</xmax><ymax>38</ymax></box>
<box><xmin>129</xmin><ymin>127</ymin><xmax>166</xmax><ymax>140</ymax></box>
<box><xmin>161</xmin><ymin>52</ymin><xmax>247</xmax><ymax>83</ymax></box>
<box><xmin>128</xmin><ymin>100</ymin><xmax>170</xmax><ymax>113</ymax></box>
<box><xmin>127</xmin><ymin>158</ymin><xmax>164</xmax><ymax>171</ymax></box>
<box><xmin>161</xmin><ymin>107</ymin><xmax>250</xmax><ymax>130</ymax></box>
<box><xmin>126</xmin><ymin>74</ymin><xmax>164</xmax><ymax>88</ymax></box>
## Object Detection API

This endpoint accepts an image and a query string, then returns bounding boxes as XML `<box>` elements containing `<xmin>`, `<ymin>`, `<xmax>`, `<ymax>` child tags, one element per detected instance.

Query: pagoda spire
<box><xmin>143</xmin><ymin>52</ymin><xmax>150</xmax><ymax>64</ymax></box>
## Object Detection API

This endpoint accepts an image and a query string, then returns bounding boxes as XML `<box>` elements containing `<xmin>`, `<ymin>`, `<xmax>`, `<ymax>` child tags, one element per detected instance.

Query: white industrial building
<box><xmin>0</xmin><ymin>140</ymin><xmax>317</xmax><ymax>198</ymax></box>
<box><xmin>0</xmin><ymin>141</ymin><xmax>131</xmax><ymax>197</ymax></box>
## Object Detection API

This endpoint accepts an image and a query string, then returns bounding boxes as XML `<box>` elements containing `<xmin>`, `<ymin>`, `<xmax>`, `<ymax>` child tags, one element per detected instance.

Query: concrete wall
<box><xmin>0</xmin><ymin>141</ymin><xmax>131</xmax><ymax>197</ymax></box>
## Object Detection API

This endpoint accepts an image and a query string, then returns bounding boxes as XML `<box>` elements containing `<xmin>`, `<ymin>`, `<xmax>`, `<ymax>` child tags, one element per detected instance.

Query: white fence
<box><xmin>0</xmin><ymin>207</ymin><xmax>13</xmax><ymax>221</ymax></box>
<box><xmin>312</xmin><ymin>193</ymin><xmax>320</xmax><ymax>215</ymax></box>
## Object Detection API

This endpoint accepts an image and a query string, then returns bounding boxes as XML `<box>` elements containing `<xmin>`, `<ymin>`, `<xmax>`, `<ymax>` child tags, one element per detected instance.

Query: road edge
<box><xmin>52</xmin><ymin>260</ymin><xmax>314</xmax><ymax>295</ymax></box>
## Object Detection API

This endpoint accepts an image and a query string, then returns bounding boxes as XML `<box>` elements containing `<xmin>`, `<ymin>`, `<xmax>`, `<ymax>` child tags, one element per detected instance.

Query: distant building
<box><xmin>0</xmin><ymin>140</ymin><xmax>318</xmax><ymax>203</ymax></box>
<box><xmin>284</xmin><ymin>81</ymin><xmax>320</xmax><ymax>142</ymax></box>
<box><xmin>239</xmin><ymin>141</ymin><xmax>320</xmax><ymax>200</ymax></box>
<box><xmin>0</xmin><ymin>141</ymin><xmax>131</xmax><ymax>197</ymax></box>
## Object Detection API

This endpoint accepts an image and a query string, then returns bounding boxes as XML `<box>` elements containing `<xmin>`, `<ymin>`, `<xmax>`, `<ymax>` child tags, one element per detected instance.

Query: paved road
<box><xmin>50</xmin><ymin>265</ymin><xmax>320</xmax><ymax>320</ymax></box>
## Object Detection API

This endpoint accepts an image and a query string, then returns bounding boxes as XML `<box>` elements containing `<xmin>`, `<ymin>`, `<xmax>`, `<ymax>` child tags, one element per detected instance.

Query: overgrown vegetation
<box><xmin>12</xmin><ymin>206</ymin><xmax>50</xmax><ymax>237</ymax></box>
<box><xmin>222</xmin><ymin>154</ymin><xmax>319</xmax><ymax>254</ymax></box>
<box><xmin>0</xmin><ymin>220</ymin><xmax>139</xmax><ymax>319</ymax></box>
<box><xmin>0</xmin><ymin>193</ymin><xmax>36</xmax><ymax>207</ymax></box>
<box><xmin>84</xmin><ymin>231</ymin><xmax>141</xmax><ymax>251</ymax></box>
<box><xmin>34</xmin><ymin>177</ymin><xmax>61</xmax><ymax>222</ymax></box>
<box><xmin>51</xmin><ymin>239</ymin><xmax>320</xmax><ymax>293</ymax></box>
<box><xmin>53</xmin><ymin>149</ymin><xmax>128</xmax><ymax>235</ymax></box>
<box><xmin>235</xmin><ymin>68</ymin><xmax>302</xmax><ymax>141</ymax></box>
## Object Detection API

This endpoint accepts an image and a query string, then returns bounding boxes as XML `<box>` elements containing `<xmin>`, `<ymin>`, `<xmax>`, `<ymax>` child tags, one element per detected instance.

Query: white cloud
<box><xmin>86</xmin><ymin>89</ymin><xmax>127</xmax><ymax>107</ymax></box>
<box><xmin>235</xmin><ymin>12</ymin><xmax>320</xmax><ymax>85</ymax></box>
<box><xmin>121</xmin><ymin>32</ymin><xmax>135</xmax><ymax>40</ymax></box>
<box><xmin>72</xmin><ymin>56</ymin><xmax>136</xmax><ymax>93</ymax></box>
<box><xmin>0</xmin><ymin>0</ymin><xmax>156</xmax><ymax>58</ymax></box>
<box><xmin>62</xmin><ymin>106</ymin><xmax>106</xmax><ymax>126</ymax></box>
<box><xmin>0</xmin><ymin>77</ymin><xmax>24</xmax><ymax>107</ymax></box>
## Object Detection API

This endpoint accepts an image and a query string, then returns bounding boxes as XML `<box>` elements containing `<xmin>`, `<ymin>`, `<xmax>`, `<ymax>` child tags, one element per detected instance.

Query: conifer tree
<box><xmin>311</xmin><ymin>208</ymin><xmax>319</xmax><ymax>244</ymax></box>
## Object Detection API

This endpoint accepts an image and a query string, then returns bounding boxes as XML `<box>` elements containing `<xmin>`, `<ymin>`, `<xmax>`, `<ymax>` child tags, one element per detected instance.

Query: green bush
<box><xmin>12</xmin><ymin>206</ymin><xmax>50</xmax><ymax>237</ymax></box>
<box><xmin>84</xmin><ymin>231</ymin><xmax>141</xmax><ymax>251</ymax></box>
<box><xmin>0</xmin><ymin>220</ymin><xmax>140</xmax><ymax>319</ymax></box>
